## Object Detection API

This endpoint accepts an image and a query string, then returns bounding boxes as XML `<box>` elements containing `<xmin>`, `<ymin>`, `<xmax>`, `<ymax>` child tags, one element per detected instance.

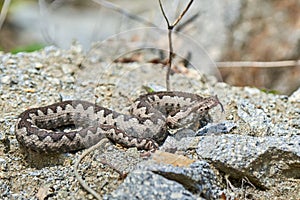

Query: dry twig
<box><xmin>175</xmin><ymin>12</ymin><xmax>200</xmax><ymax>32</ymax></box>
<box><xmin>0</xmin><ymin>0</ymin><xmax>11</xmax><ymax>30</ymax></box>
<box><xmin>158</xmin><ymin>0</ymin><xmax>194</xmax><ymax>90</ymax></box>
<box><xmin>217</xmin><ymin>60</ymin><xmax>300</xmax><ymax>68</ymax></box>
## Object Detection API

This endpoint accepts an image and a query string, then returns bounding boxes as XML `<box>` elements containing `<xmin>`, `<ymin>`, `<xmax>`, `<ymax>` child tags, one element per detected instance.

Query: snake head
<box><xmin>166</xmin><ymin>95</ymin><xmax>224</xmax><ymax>129</ymax></box>
<box><xmin>192</xmin><ymin>95</ymin><xmax>224</xmax><ymax>114</ymax></box>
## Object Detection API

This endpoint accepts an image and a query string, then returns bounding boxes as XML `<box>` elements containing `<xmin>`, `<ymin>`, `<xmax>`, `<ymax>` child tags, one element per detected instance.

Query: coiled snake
<box><xmin>16</xmin><ymin>91</ymin><xmax>223</xmax><ymax>153</ymax></box>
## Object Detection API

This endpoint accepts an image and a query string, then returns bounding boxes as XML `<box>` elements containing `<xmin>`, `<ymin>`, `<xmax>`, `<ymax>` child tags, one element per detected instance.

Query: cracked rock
<box><xmin>106</xmin><ymin>161</ymin><xmax>225</xmax><ymax>200</ymax></box>
<box><xmin>196</xmin><ymin>134</ymin><xmax>300</xmax><ymax>189</ymax></box>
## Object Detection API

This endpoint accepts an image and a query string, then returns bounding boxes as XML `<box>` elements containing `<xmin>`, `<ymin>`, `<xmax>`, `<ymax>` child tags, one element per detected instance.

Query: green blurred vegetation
<box><xmin>0</xmin><ymin>0</ymin><xmax>45</xmax><ymax>53</ymax></box>
<box><xmin>260</xmin><ymin>88</ymin><xmax>280</xmax><ymax>95</ymax></box>
<box><xmin>9</xmin><ymin>43</ymin><xmax>45</xmax><ymax>54</ymax></box>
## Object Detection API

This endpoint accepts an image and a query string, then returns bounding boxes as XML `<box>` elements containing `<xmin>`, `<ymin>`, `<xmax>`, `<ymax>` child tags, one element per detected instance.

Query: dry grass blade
<box><xmin>74</xmin><ymin>138</ymin><xmax>110</xmax><ymax>200</ymax></box>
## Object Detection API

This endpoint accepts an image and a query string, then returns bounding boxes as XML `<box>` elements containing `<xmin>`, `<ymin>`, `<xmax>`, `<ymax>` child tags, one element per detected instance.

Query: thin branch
<box><xmin>175</xmin><ymin>12</ymin><xmax>200</xmax><ymax>32</ymax></box>
<box><xmin>158</xmin><ymin>0</ymin><xmax>170</xmax><ymax>28</ymax></box>
<box><xmin>0</xmin><ymin>0</ymin><xmax>11</xmax><ymax>30</ymax></box>
<box><xmin>216</xmin><ymin>60</ymin><xmax>300</xmax><ymax>68</ymax></box>
<box><xmin>158</xmin><ymin>0</ymin><xmax>194</xmax><ymax>90</ymax></box>
<box><xmin>92</xmin><ymin>0</ymin><xmax>157</xmax><ymax>27</ymax></box>
<box><xmin>166</xmin><ymin>29</ymin><xmax>173</xmax><ymax>90</ymax></box>
<box><xmin>171</xmin><ymin>0</ymin><xmax>194</xmax><ymax>27</ymax></box>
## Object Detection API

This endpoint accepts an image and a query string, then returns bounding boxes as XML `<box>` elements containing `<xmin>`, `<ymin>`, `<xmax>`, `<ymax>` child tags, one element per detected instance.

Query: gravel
<box><xmin>0</xmin><ymin>44</ymin><xmax>299</xmax><ymax>199</ymax></box>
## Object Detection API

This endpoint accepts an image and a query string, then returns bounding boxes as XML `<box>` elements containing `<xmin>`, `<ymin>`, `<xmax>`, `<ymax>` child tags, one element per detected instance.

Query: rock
<box><xmin>0</xmin><ymin>158</ymin><xmax>7</xmax><ymax>172</ymax></box>
<box><xmin>0</xmin><ymin>75</ymin><xmax>11</xmax><ymax>85</ymax></box>
<box><xmin>34</xmin><ymin>62</ymin><xmax>44</xmax><ymax>69</ymax></box>
<box><xmin>237</xmin><ymin>99</ymin><xmax>273</xmax><ymax>134</ymax></box>
<box><xmin>289</xmin><ymin>87</ymin><xmax>300</xmax><ymax>103</ymax></box>
<box><xmin>107</xmin><ymin>170</ymin><xmax>198</xmax><ymax>200</ymax></box>
<box><xmin>196</xmin><ymin>134</ymin><xmax>300</xmax><ymax>189</ymax></box>
<box><xmin>0</xmin><ymin>180</ymin><xmax>10</xmax><ymax>198</ymax></box>
<box><xmin>235</xmin><ymin>98</ymin><xmax>297</xmax><ymax>137</ymax></box>
<box><xmin>61</xmin><ymin>64</ymin><xmax>77</xmax><ymax>74</ymax></box>
<box><xmin>196</xmin><ymin>122</ymin><xmax>237</xmax><ymax>136</ymax></box>
<box><xmin>107</xmin><ymin>161</ymin><xmax>225</xmax><ymax>200</ymax></box>
<box><xmin>160</xmin><ymin>136</ymin><xmax>199</xmax><ymax>153</ymax></box>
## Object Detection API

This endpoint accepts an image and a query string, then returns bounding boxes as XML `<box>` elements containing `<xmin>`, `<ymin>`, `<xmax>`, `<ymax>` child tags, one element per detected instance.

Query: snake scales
<box><xmin>16</xmin><ymin>91</ymin><xmax>223</xmax><ymax>153</ymax></box>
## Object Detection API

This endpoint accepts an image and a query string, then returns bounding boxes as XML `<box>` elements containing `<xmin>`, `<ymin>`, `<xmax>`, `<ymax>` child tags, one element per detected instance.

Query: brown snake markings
<box><xmin>16</xmin><ymin>91</ymin><xmax>223</xmax><ymax>153</ymax></box>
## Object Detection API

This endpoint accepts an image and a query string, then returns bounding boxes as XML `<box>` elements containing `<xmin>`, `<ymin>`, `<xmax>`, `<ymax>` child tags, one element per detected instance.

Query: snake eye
<box><xmin>167</xmin><ymin>121</ymin><xmax>178</xmax><ymax>129</ymax></box>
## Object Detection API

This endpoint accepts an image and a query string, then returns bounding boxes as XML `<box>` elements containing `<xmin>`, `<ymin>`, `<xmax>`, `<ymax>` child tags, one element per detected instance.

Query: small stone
<box><xmin>62</xmin><ymin>76</ymin><xmax>75</xmax><ymax>83</ymax></box>
<box><xmin>289</xmin><ymin>87</ymin><xmax>300</xmax><ymax>103</ymax></box>
<box><xmin>23</xmin><ymin>88</ymin><xmax>36</xmax><ymax>93</ymax></box>
<box><xmin>6</xmin><ymin>59</ymin><xmax>17</xmax><ymax>64</ymax></box>
<box><xmin>0</xmin><ymin>75</ymin><xmax>11</xmax><ymax>84</ymax></box>
<box><xmin>244</xmin><ymin>87</ymin><xmax>261</xmax><ymax>95</ymax></box>
<box><xmin>61</xmin><ymin>64</ymin><xmax>77</xmax><ymax>74</ymax></box>
<box><xmin>0</xmin><ymin>158</ymin><xmax>7</xmax><ymax>171</ymax></box>
<box><xmin>34</xmin><ymin>62</ymin><xmax>44</xmax><ymax>69</ymax></box>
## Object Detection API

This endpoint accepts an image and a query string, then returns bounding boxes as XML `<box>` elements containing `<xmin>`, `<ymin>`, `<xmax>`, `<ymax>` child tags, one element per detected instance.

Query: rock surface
<box><xmin>0</xmin><ymin>45</ymin><xmax>299</xmax><ymax>199</ymax></box>
<box><xmin>107</xmin><ymin>161</ymin><xmax>224</xmax><ymax>200</ymax></box>
<box><xmin>197</xmin><ymin>134</ymin><xmax>300</xmax><ymax>189</ymax></box>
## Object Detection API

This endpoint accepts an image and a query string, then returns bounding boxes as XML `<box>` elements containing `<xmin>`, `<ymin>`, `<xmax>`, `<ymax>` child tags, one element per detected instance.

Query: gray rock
<box><xmin>236</xmin><ymin>99</ymin><xmax>297</xmax><ymax>136</ymax></box>
<box><xmin>0</xmin><ymin>158</ymin><xmax>7</xmax><ymax>172</ymax></box>
<box><xmin>196</xmin><ymin>134</ymin><xmax>300</xmax><ymax>188</ymax></box>
<box><xmin>289</xmin><ymin>87</ymin><xmax>300</xmax><ymax>103</ymax></box>
<box><xmin>160</xmin><ymin>136</ymin><xmax>198</xmax><ymax>153</ymax></box>
<box><xmin>0</xmin><ymin>180</ymin><xmax>10</xmax><ymax>199</ymax></box>
<box><xmin>106</xmin><ymin>170</ymin><xmax>198</xmax><ymax>200</ymax></box>
<box><xmin>196</xmin><ymin>122</ymin><xmax>237</xmax><ymax>136</ymax></box>
<box><xmin>107</xmin><ymin>161</ymin><xmax>224</xmax><ymax>200</ymax></box>
<box><xmin>237</xmin><ymin>99</ymin><xmax>273</xmax><ymax>135</ymax></box>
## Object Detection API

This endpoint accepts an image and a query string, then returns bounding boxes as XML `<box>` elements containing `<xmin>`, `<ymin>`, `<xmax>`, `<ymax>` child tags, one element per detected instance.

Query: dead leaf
<box><xmin>152</xmin><ymin>150</ymin><xmax>195</xmax><ymax>167</ymax></box>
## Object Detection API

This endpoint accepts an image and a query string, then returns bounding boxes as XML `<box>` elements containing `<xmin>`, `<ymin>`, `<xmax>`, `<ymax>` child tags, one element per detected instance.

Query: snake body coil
<box><xmin>16</xmin><ymin>91</ymin><xmax>223</xmax><ymax>153</ymax></box>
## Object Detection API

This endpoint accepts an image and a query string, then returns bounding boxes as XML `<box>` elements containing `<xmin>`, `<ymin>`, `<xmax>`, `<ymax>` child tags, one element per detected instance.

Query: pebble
<box><xmin>34</xmin><ymin>62</ymin><xmax>44</xmax><ymax>69</ymax></box>
<box><xmin>0</xmin><ymin>158</ymin><xmax>7</xmax><ymax>171</ymax></box>
<box><xmin>0</xmin><ymin>75</ymin><xmax>11</xmax><ymax>84</ymax></box>
<box><xmin>61</xmin><ymin>64</ymin><xmax>76</xmax><ymax>74</ymax></box>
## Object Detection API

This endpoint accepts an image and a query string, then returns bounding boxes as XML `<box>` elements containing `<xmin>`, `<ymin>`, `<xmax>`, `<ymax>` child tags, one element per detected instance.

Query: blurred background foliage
<box><xmin>0</xmin><ymin>0</ymin><xmax>300</xmax><ymax>94</ymax></box>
